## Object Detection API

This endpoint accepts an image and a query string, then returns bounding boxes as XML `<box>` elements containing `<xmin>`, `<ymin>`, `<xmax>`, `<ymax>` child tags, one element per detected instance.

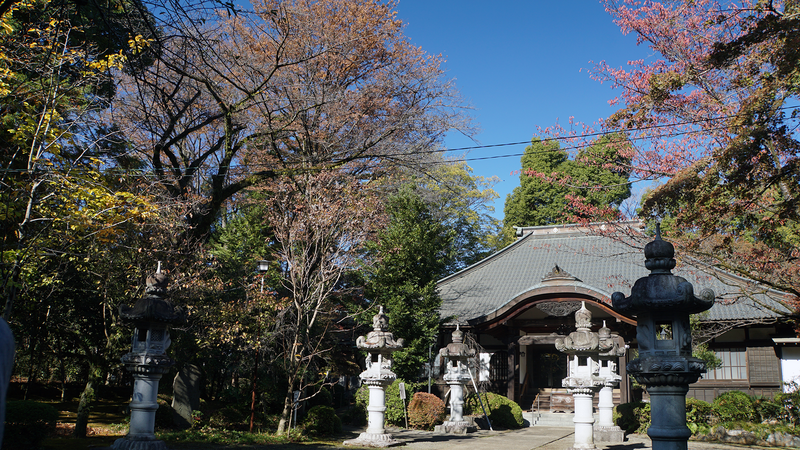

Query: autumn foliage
<box><xmin>537</xmin><ymin>0</ymin><xmax>800</xmax><ymax>304</ymax></box>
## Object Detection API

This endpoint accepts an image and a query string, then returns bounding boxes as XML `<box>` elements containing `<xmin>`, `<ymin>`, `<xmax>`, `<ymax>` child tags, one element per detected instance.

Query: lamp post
<box><xmin>612</xmin><ymin>226</ymin><xmax>714</xmax><ymax>450</ymax></box>
<box><xmin>250</xmin><ymin>260</ymin><xmax>270</xmax><ymax>432</ymax></box>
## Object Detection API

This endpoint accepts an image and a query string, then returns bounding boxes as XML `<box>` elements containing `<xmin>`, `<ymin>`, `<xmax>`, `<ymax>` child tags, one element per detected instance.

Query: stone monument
<box><xmin>555</xmin><ymin>302</ymin><xmax>606</xmax><ymax>450</ymax></box>
<box><xmin>612</xmin><ymin>226</ymin><xmax>714</xmax><ymax>450</ymax></box>
<box><xmin>112</xmin><ymin>263</ymin><xmax>186</xmax><ymax>450</ymax></box>
<box><xmin>595</xmin><ymin>321</ymin><xmax>626</xmax><ymax>442</ymax></box>
<box><xmin>344</xmin><ymin>306</ymin><xmax>404</xmax><ymax>448</ymax></box>
<box><xmin>434</xmin><ymin>325</ymin><xmax>476</xmax><ymax>434</ymax></box>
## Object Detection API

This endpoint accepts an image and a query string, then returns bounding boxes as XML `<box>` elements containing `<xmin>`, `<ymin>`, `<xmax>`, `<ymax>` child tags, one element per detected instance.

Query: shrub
<box><xmin>464</xmin><ymin>392</ymin><xmax>523</xmax><ymax>429</ymax></box>
<box><xmin>355</xmin><ymin>379</ymin><xmax>415</xmax><ymax>426</ymax></box>
<box><xmin>155</xmin><ymin>397</ymin><xmax>175</xmax><ymax>430</ymax></box>
<box><xmin>712</xmin><ymin>390</ymin><xmax>754</xmax><ymax>424</ymax></box>
<box><xmin>407</xmin><ymin>392</ymin><xmax>445</xmax><ymax>430</ymax></box>
<box><xmin>774</xmin><ymin>388</ymin><xmax>800</xmax><ymax>425</ymax></box>
<box><xmin>307</xmin><ymin>386</ymin><xmax>333</xmax><ymax>409</ymax></box>
<box><xmin>209</xmin><ymin>406</ymin><xmax>248</xmax><ymax>429</ymax></box>
<box><xmin>3</xmin><ymin>400</ymin><xmax>59</xmax><ymax>449</ymax></box>
<box><xmin>686</xmin><ymin>397</ymin><xmax>712</xmax><ymax>435</ymax></box>
<box><xmin>752</xmin><ymin>395</ymin><xmax>783</xmax><ymax>423</ymax></box>
<box><xmin>615</xmin><ymin>401</ymin><xmax>650</xmax><ymax>434</ymax></box>
<box><xmin>340</xmin><ymin>404</ymin><xmax>367</xmax><ymax>426</ymax></box>
<box><xmin>301</xmin><ymin>405</ymin><xmax>342</xmax><ymax>436</ymax></box>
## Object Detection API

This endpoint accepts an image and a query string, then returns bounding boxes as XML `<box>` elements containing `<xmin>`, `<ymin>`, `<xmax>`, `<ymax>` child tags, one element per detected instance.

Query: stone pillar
<box><xmin>344</xmin><ymin>306</ymin><xmax>404</xmax><ymax>448</ymax></box>
<box><xmin>112</xmin><ymin>264</ymin><xmax>186</xmax><ymax>450</ymax></box>
<box><xmin>571</xmin><ymin>388</ymin><xmax>596</xmax><ymax>449</ymax></box>
<box><xmin>612</xmin><ymin>225</ymin><xmax>714</xmax><ymax>450</ymax></box>
<box><xmin>595</xmin><ymin>322</ymin><xmax>625</xmax><ymax>442</ymax></box>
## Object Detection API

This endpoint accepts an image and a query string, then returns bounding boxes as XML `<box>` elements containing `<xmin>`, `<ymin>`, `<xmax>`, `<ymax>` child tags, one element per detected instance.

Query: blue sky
<box><xmin>394</xmin><ymin>1</ymin><xmax>648</xmax><ymax>220</ymax></box>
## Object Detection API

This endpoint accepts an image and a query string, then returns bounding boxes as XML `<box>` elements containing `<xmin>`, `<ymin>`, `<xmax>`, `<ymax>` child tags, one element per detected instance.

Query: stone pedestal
<box><xmin>570</xmin><ymin>388</ymin><xmax>597</xmax><ymax>450</ymax></box>
<box><xmin>594</xmin><ymin>384</ymin><xmax>624</xmax><ymax>442</ymax></box>
<box><xmin>647</xmin><ymin>384</ymin><xmax>692</xmax><ymax>449</ymax></box>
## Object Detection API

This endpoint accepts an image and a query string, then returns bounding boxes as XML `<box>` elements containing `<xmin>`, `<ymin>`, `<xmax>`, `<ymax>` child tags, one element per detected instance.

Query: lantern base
<box><xmin>343</xmin><ymin>432</ymin><xmax>403</xmax><ymax>447</ymax></box>
<box><xmin>109</xmin><ymin>436</ymin><xmax>169</xmax><ymax>450</ymax></box>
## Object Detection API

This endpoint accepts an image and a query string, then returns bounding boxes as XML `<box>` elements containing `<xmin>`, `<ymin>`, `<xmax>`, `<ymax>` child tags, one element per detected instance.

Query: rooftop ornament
<box><xmin>612</xmin><ymin>225</ymin><xmax>714</xmax><ymax>450</ymax></box>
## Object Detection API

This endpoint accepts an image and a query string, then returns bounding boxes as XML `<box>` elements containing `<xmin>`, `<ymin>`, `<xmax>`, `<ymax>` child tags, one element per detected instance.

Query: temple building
<box><xmin>435</xmin><ymin>221</ymin><xmax>797</xmax><ymax>410</ymax></box>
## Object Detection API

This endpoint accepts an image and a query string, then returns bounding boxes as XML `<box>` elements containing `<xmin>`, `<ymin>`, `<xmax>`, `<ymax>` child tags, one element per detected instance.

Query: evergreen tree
<box><xmin>502</xmin><ymin>136</ymin><xmax>631</xmax><ymax>242</ymax></box>
<box><xmin>364</xmin><ymin>185</ymin><xmax>454</xmax><ymax>381</ymax></box>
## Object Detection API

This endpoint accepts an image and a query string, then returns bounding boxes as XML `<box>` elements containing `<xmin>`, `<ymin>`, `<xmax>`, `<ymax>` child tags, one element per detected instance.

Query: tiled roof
<box><xmin>437</xmin><ymin>222</ymin><xmax>791</xmax><ymax>326</ymax></box>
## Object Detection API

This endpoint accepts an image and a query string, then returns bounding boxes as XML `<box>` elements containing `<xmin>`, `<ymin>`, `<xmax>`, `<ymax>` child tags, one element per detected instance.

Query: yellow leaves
<box><xmin>86</xmin><ymin>51</ymin><xmax>126</xmax><ymax>73</ymax></box>
<box><xmin>128</xmin><ymin>34</ymin><xmax>154</xmax><ymax>55</ymax></box>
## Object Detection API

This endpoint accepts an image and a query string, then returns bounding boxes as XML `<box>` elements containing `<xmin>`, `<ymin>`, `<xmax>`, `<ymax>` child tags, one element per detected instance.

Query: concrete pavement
<box><xmin>379</xmin><ymin>426</ymin><xmax>769</xmax><ymax>450</ymax></box>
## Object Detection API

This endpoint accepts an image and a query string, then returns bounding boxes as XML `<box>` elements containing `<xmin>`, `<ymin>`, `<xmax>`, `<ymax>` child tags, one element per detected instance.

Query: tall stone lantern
<box><xmin>555</xmin><ymin>302</ymin><xmax>606</xmax><ymax>450</ymax></box>
<box><xmin>344</xmin><ymin>306</ymin><xmax>404</xmax><ymax>448</ymax></box>
<box><xmin>112</xmin><ymin>264</ymin><xmax>186</xmax><ymax>450</ymax></box>
<box><xmin>434</xmin><ymin>325</ymin><xmax>476</xmax><ymax>434</ymax></box>
<box><xmin>595</xmin><ymin>321</ymin><xmax>626</xmax><ymax>443</ymax></box>
<box><xmin>612</xmin><ymin>227</ymin><xmax>714</xmax><ymax>450</ymax></box>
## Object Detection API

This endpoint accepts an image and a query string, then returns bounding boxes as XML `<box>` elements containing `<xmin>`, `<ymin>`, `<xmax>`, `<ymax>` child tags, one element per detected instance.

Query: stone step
<box><xmin>524</xmin><ymin>411</ymin><xmax>602</xmax><ymax>427</ymax></box>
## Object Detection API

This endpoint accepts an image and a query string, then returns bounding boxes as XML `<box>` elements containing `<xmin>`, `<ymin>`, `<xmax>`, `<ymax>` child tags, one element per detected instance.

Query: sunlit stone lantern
<box><xmin>344</xmin><ymin>306</ymin><xmax>404</xmax><ymax>448</ymax></box>
<box><xmin>434</xmin><ymin>325</ymin><xmax>476</xmax><ymax>434</ymax></box>
<box><xmin>112</xmin><ymin>263</ymin><xmax>186</xmax><ymax>450</ymax></box>
<box><xmin>555</xmin><ymin>302</ymin><xmax>606</xmax><ymax>450</ymax></box>
<box><xmin>612</xmin><ymin>227</ymin><xmax>714</xmax><ymax>450</ymax></box>
<box><xmin>595</xmin><ymin>321</ymin><xmax>626</xmax><ymax>443</ymax></box>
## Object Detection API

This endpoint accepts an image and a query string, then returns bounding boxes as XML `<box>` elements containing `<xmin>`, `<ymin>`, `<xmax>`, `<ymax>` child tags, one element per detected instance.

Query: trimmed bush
<box><xmin>464</xmin><ymin>392</ymin><xmax>523</xmax><ymax>429</ymax></box>
<box><xmin>614</xmin><ymin>401</ymin><xmax>650</xmax><ymax>434</ymax></box>
<box><xmin>302</xmin><ymin>405</ymin><xmax>342</xmax><ymax>436</ymax></box>
<box><xmin>686</xmin><ymin>397</ymin><xmax>712</xmax><ymax>435</ymax></box>
<box><xmin>3</xmin><ymin>400</ymin><xmax>58</xmax><ymax>449</ymax></box>
<box><xmin>355</xmin><ymin>379</ymin><xmax>415</xmax><ymax>426</ymax></box>
<box><xmin>407</xmin><ymin>392</ymin><xmax>445</xmax><ymax>430</ymax></box>
<box><xmin>712</xmin><ymin>390</ymin><xmax>754</xmax><ymax>424</ymax></box>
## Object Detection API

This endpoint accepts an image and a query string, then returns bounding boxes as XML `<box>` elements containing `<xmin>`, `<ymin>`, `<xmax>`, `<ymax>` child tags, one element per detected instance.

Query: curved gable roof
<box><xmin>437</xmin><ymin>222</ymin><xmax>791</xmax><ymax>326</ymax></box>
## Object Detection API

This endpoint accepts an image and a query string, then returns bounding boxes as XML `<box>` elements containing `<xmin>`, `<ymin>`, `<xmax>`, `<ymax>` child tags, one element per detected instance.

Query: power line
<box><xmin>1</xmin><ymin>105</ymin><xmax>797</xmax><ymax>176</ymax></box>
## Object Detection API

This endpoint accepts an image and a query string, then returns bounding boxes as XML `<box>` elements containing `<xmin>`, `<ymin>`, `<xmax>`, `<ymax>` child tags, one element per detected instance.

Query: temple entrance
<box><xmin>489</xmin><ymin>350</ymin><xmax>509</xmax><ymax>394</ymax></box>
<box><xmin>531</xmin><ymin>350</ymin><xmax>566</xmax><ymax>389</ymax></box>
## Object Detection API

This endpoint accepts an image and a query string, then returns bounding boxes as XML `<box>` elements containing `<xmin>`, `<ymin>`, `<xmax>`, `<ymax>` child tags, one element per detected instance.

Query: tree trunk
<box><xmin>74</xmin><ymin>367</ymin><xmax>101</xmax><ymax>438</ymax></box>
<box><xmin>276</xmin><ymin>385</ymin><xmax>294</xmax><ymax>435</ymax></box>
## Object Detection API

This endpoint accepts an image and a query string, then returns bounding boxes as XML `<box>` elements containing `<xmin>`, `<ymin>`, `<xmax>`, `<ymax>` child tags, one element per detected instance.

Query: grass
<box><xmin>9</xmin><ymin>382</ymin><xmax>367</xmax><ymax>450</ymax></box>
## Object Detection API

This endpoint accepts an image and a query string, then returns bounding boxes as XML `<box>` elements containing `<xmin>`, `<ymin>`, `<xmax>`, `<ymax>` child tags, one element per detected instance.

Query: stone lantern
<box><xmin>612</xmin><ymin>227</ymin><xmax>714</xmax><ymax>450</ymax></box>
<box><xmin>555</xmin><ymin>302</ymin><xmax>606</xmax><ymax>450</ymax></box>
<box><xmin>112</xmin><ymin>264</ymin><xmax>186</xmax><ymax>450</ymax></box>
<box><xmin>344</xmin><ymin>306</ymin><xmax>404</xmax><ymax>448</ymax></box>
<box><xmin>595</xmin><ymin>321</ymin><xmax>626</xmax><ymax>443</ymax></box>
<box><xmin>434</xmin><ymin>325</ymin><xmax>476</xmax><ymax>434</ymax></box>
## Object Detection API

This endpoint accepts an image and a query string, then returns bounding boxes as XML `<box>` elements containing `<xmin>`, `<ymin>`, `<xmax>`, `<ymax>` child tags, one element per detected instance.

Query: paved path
<box><xmin>380</xmin><ymin>426</ymin><xmax>767</xmax><ymax>450</ymax></box>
